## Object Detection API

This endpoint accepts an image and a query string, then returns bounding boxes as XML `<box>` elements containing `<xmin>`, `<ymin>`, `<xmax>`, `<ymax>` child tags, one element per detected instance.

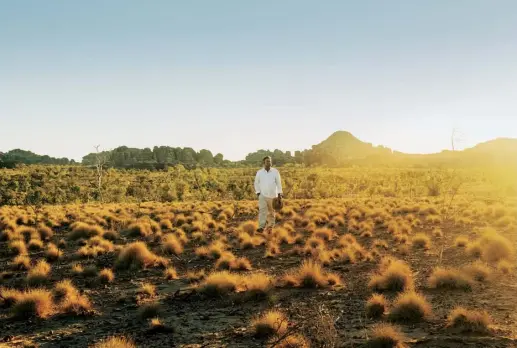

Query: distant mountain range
<box><xmin>1</xmin><ymin>131</ymin><xmax>516</xmax><ymax>169</ymax></box>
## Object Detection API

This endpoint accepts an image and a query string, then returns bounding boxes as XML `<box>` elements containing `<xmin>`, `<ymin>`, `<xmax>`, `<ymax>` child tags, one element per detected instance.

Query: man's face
<box><xmin>264</xmin><ymin>158</ymin><xmax>271</xmax><ymax>169</ymax></box>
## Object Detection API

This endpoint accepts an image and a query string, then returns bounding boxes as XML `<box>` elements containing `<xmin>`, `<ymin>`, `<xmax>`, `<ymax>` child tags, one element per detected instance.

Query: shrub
<box><xmin>12</xmin><ymin>289</ymin><xmax>54</xmax><ymax>319</ymax></box>
<box><xmin>240</xmin><ymin>221</ymin><xmax>258</xmax><ymax>234</ymax></box>
<box><xmin>446</xmin><ymin>307</ymin><xmax>492</xmax><ymax>333</ymax></box>
<box><xmin>368</xmin><ymin>323</ymin><xmax>407</xmax><ymax>348</ymax></box>
<box><xmin>366</xmin><ymin>294</ymin><xmax>388</xmax><ymax>319</ymax></box>
<box><xmin>59</xmin><ymin>292</ymin><xmax>93</xmax><ymax>316</ymax></box>
<box><xmin>427</xmin><ymin>267</ymin><xmax>474</xmax><ymax>291</ymax></box>
<box><xmin>368</xmin><ymin>259</ymin><xmax>413</xmax><ymax>293</ymax></box>
<box><xmin>389</xmin><ymin>291</ymin><xmax>432</xmax><ymax>323</ymax></box>
<box><xmin>242</xmin><ymin>273</ymin><xmax>273</xmax><ymax>298</ymax></box>
<box><xmin>124</xmin><ymin>222</ymin><xmax>153</xmax><ymax>237</ymax></box>
<box><xmin>251</xmin><ymin>310</ymin><xmax>288</xmax><ymax>338</ymax></box>
<box><xmin>27</xmin><ymin>260</ymin><xmax>51</xmax><ymax>286</ymax></box>
<box><xmin>115</xmin><ymin>242</ymin><xmax>167</xmax><ymax>270</ymax></box>
<box><xmin>93</xmin><ymin>336</ymin><xmax>136</xmax><ymax>348</ymax></box>
<box><xmin>99</xmin><ymin>268</ymin><xmax>115</xmax><ymax>284</ymax></box>
<box><xmin>37</xmin><ymin>225</ymin><xmax>54</xmax><ymax>240</ymax></box>
<box><xmin>53</xmin><ymin>279</ymin><xmax>79</xmax><ymax>302</ymax></box>
<box><xmin>411</xmin><ymin>233</ymin><xmax>430</xmax><ymax>250</ymax></box>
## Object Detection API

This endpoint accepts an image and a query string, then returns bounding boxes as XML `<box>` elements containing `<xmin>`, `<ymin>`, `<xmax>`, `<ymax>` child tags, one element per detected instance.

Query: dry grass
<box><xmin>45</xmin><ymin>243</ymin><xmax>62</xmax><ymax>262</ymax></box>
<box><xmin>99</xmin><ymin>268</ymin><xmax>115</xmax><ymax>284</ymax></box>
<box><xmin>454</xmin><ymin>236</ymin><xmax>469</xmax><ymax>248</ymax></box>
<box><xmin>276</xmin><ymin>334</ymin><xmax>311</xmax><ymax>348</ymax></box>
<box><xmin>115</xmin><ymin>242</ymin><xmax>167</xmax><ymax>270</ymax></box>
<box><xmin>59</xmin><ymin>291</ymin><xmax>94</xmax><ymax>316</ymax></box>
<box><xmin>368</xmin><ymin>259</ymin><xmax>414</xmax><ymax>293</ymax></box>
<box><xmin>462</xmin><ymin>261</ymin><xmax>491</xmax><ymax>282</ymax></box>
<box><xmin>242</xmin><ymin>272</ymin><xmax>273</xmax><ymax>298</ymax></box>
<box><xmin>12</xmin><ymin>255</ymin><xmax>31</xmax><ymax>270</ymax></box>
<box><xmin>388</xmin><ymin>291</ymin><xmax>432</xmax><ymax>323</ymax></box>
<box><xmin>69</xmin><ymin>222</ymin><xmax>104</xmax><ymax>240</ymax></box>
<box><xmin>497</xmin><ymin>260</ymin><xmax>513</xmax><ymax>274</ymax></box>
<box><xmin>28</xmin><ymin>238</ymin><xmax>44</xmax><ymax>251</ymax></box>
<box><xmin>251</xmin><ymin>310</ymin><xmax>288</xmax><ymax>338</ymax></box>
<box><xmin>411</xmin><ymin>233</ymin><xmax>430</xmax><ymax>250</ymax></box>
<box><xmin>368</xmin><ymin>323</ymin><xmax>407</xmax><ymax>348</ymax></box>
<box><xmin>9</xmin><ymin>240</ymin><xmax>27</xmax><ymax>256</ymax></box>
<box><xmin>27</xmin><ymin>260</ymin><xmax>51</xmax><ymax>286</ymax></box>
<box><xmin>164</xmin><ymin>267</ymin><xmax>179</xmax><ymax>280</ymax></box>
<box><xmin>282</xmin><ymin>259</ymin><xmax>341</xmax><ymax>289</ymax></box>
<box><xmin>446</xmin><ymin>307</ymin><xmax>492</xmax><ymax>333</ymax></box>
<box><xmin>427</xmin><ymin>267</ymin><xmax>474</xmax><ymax>291</ymax></box>
<box><xmin>93</xmin><ymin>336</ymin><xmax>136</xmax><ymax>348</ymax></box>
<box><xmin>161</xmin><ymin>233</ymin><xmax>184</xmax><ymax>255</ymax></box>
<box><xmin>12</xmin><ymin>289</ymin><xmax>54</xmax><ymax>319</ymax></box>
<box><xmin>138</xmin><ymin>283</ymin><xmax>156</xmax><ymax>298</ymax></box>
<box><xmin>470</xmin><ymin>229</ymin><xmax>515</xmax><ymax>263</ymax></box>
<box><xmin>198</xmin><ymin>271</ymin><xmax>242</xmax><ymax>296</ymax></box>
<box><xmin>366</xmin><ymin>294</ymin><xmax>388</xmax><ymax>319</ymax></box>
<box><xmin>53</xmin><ymin>279</ymin><xmax>78</xmax><ymax>302</ymax></box>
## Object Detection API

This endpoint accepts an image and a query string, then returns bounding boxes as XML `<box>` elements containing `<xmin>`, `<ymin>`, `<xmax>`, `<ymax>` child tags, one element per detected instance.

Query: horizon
<box><xmin>2</xmin><ymin>1</ymin><xmax>517</xmax><ymax>162</ymax></box>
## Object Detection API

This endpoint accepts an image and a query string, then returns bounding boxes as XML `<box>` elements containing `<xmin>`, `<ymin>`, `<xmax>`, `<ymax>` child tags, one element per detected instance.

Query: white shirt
<box><xmin>254</xmin><ymin>167</ymin><xmax>283</xmax><ymax>198</ymax></box>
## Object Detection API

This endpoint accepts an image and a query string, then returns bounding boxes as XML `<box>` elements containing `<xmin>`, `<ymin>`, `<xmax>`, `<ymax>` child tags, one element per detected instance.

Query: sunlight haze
<box><xmin>1</xmin><ymin>0</ymin><xmax>516</xmax><ymax>161</ymax></box>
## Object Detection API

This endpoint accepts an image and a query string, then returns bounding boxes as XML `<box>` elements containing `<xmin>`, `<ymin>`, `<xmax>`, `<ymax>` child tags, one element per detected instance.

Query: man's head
<box><xmin>263</xmin><ymin>156</ymin><xmax>272</xmax><ymax>170</ymax></box>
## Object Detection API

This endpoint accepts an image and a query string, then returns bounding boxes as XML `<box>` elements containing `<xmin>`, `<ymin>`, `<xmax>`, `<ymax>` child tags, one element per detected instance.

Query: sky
<box><xmin>1</xmin><ymin>0</ymin><xmax>516</xmax><ymax>162</ymax></box>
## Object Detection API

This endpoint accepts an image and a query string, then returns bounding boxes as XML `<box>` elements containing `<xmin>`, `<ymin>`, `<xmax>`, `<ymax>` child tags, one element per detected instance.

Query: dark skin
<box><xmin>257</xmin><ymin>158</ymin><xmax>282</xmax><ymax>200</ymax></box>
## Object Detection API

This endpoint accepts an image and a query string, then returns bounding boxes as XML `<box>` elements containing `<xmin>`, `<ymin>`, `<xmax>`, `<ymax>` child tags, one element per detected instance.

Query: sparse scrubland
<box><xmin>0</xmin><ymin>164</ymin><xmax>515</xmax><ymax>347</ymax></box>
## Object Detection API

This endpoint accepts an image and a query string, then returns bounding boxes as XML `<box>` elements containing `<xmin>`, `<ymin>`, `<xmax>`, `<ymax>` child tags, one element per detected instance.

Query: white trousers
<box><xmin>258</xmin><ymin>194</ymin><xmax>275</xmax><ymax>229</ymax></box>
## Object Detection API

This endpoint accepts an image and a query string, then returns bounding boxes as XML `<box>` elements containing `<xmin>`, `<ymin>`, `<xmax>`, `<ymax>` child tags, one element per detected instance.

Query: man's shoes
<box><xmin>256</xmin><ymin>228</ymin><xmax>264</xmax><ymax>233</ymax></box>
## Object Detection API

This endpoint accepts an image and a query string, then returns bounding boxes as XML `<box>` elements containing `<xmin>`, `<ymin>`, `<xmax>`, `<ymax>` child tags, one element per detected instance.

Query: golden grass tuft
<box><xmin>446</xmin><ymin>307</ymin><xmax>492</xmax><ymax>333</ymax></box>
<box><xmin>28</xmin><ymin>238</ymin><xmax>44</xmax><ymax>251</ymax></box>
<box><xmin>53</xmin><ymin>279</ymin><xmax>78</xmax><ymax>302</ymax></box>
<box><xmin>37</xmin><ymin>225</ymin><xmax>54</xmax><ymax>240</ymax></box>
<box><xmin>197</xmin><ymin>271</ymin><xmax>241</xmax><ymax>296</ymax></box>
<box><xmin>12</xmin><ymin>289</ymin><xmax>55</xmax><ymax>319</ymax></box>
<box><xmin>454</xmin><ymin>236</ymin><xmax>469</xmax><ymax>248</ymax></box>
<box><xmin>138</xmin><ymin>283</ymin><xmax>156</xmax><ymax>298</ymax></box>
<box><xmin>251</xmin><ymin>310</ymin><xmax>288</xmax><ymax>338</ymax></box>
<box><xmin>12</xmin><ymin>255</ymin><xmax>31</xmax><ymax>270</ymax></box>
<box><xmin>242</xmin><ymin>273</ymin><xmax>273</xmax><ymax>298</ymax></box>
<box><xmin>115</xmin><ymin>242</ymin><xmax>167</xmax><ymax>270</ymax></box>
<box><xmin>281</xmin><ymin>259</ymin><xmax>341</xmax><ymax>289</ymax></box>
<box><xmin>93</xmin><ymin>336</ymin><xmax>136</xmax><ymax>348</ymax></box>
<box><xmin>9</xmin><ymin>240</ymin><xmax>27</xmax><ymax>256</ymax></box>
<box><xmin>27</xmin><ymin>259</ymin><xmax>51</xmax><ymax>286</ymax></box>
<box><xmin>99</xmin><ymin>268</ymin><xmax>115</xmax><ymax>284</ymax></box>
<box><xmin>45</xmin><ymin>243</ymin><xmax>63</xmax><ymax>262</ymax></box>
<box><xmin>240</xmin><ymin>220</ymin><xmax>258</xmax><ymax>234</ymax></box>
<box><xmin>366</xmin><ymin>294</ymin><xmax>388</xmax><ymax>319</ymax></box>
<box><xmin>161</xmin><ymin>233</ymin><xmax>184</xmax><ymax>255</ymax></box>
<box><xmin>411</xmin><ymin>233</ymin><xmax>430</xmax><ymax>250</ymax></box>
<box><xmin>470</xmin><ymin>229</ymin><xmax>515</xmax><ymax>263</ymax></box>
<box><xmin>388</xmin><ymin>291</ymin><xmax>432</xmax><ymax>323</ymax></box>
<box><xmin>368</xmin><ymin>323</ymin><xmax>407</xmax><ymax>348</ymax></box>
<box><xmin>497</xmin><ymin>260</ymin><xmax>513</xmax><ymax>274</ymax></box>
<box><xmin>462</xmin><ymin>261</ymin><xmax>491</xmax><ymax>282</ymax></box>
<box><xmin>164</xmin><ymin>267</ymin><xmax>179</xmax><ymax>280</ymax></box>
<box><xmin>276</xmin><ymin>333</ymin><xmax>311</xmax><ymax>348</ymax></box>
<box><xmin>0</xmin><ymin>287</ymin><xmax>20</xmax><ymax>308</ymax></box>
<box><xmin>368</xmin><ymin>259</ymin><xmax>413</xmax><ymax>293</ymax></box>
<box><xmin>427</xmin><ymin>267</ymin><xmax>474</xmax><ymax>291</ymax></box>
<box><xmin>69</xmin><ymin>222</ymin><xmax>104</xmax><ymax>240</ymax></box>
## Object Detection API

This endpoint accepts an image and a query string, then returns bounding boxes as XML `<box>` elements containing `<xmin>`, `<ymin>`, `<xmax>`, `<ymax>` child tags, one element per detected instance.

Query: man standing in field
<box><xmin>254</xmin><ymin>156</ymin><xmax>283</xmax><ymax>232</ymax></box>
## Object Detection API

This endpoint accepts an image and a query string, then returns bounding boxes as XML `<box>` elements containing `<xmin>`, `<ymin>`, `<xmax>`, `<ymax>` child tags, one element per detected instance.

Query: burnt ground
<box><xmin>0</xmin><ymin>200</ymin><xmax>516</xmax><ymax>348</ymax></box>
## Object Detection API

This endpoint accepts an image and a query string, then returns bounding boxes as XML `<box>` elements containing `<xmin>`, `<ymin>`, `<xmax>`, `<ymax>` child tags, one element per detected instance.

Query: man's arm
<box><xmin>276</xmin><ymin>170</ymin><xmax>283</xmax><ymax>197</ymax></box>
<box><xmin>254</xmin><ymin>171</ymin><xmax>261</xmax><ymax>196</ymax></box>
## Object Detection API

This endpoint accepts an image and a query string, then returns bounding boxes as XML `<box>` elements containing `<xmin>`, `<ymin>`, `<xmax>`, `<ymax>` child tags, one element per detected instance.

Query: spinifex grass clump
<box><xmin>368</xmin><ymin>259</ymin><xmax>414</xmax><ymax>293</ymax></box>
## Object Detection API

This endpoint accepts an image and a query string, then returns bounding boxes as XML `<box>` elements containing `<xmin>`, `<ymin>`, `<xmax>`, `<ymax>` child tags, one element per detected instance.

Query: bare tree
<box><xmin>93</xmin><ymin>145</ymin><xmax>109</xmax><ymax>202</ymax></box>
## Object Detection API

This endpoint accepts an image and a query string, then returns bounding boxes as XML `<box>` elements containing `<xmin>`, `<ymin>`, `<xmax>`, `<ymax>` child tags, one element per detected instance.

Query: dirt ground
<box><xmin>0</xmin><ymin>199</ymin><xmax>516</xmax><ymax>348</ymax></box>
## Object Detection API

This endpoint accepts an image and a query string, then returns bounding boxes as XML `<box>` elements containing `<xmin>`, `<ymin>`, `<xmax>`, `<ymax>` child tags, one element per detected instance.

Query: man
<box><xmin>254</xmin><ymin>156</ymin><xmax>283</xmax><ymax>232</ymax></box>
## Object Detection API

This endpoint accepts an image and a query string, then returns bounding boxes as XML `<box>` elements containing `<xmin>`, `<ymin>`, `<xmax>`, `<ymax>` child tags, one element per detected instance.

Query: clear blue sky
<box><xmin>1</xmin><ymin>1</ymin><xmax>516</xmax><ymax>161</ymax></box>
